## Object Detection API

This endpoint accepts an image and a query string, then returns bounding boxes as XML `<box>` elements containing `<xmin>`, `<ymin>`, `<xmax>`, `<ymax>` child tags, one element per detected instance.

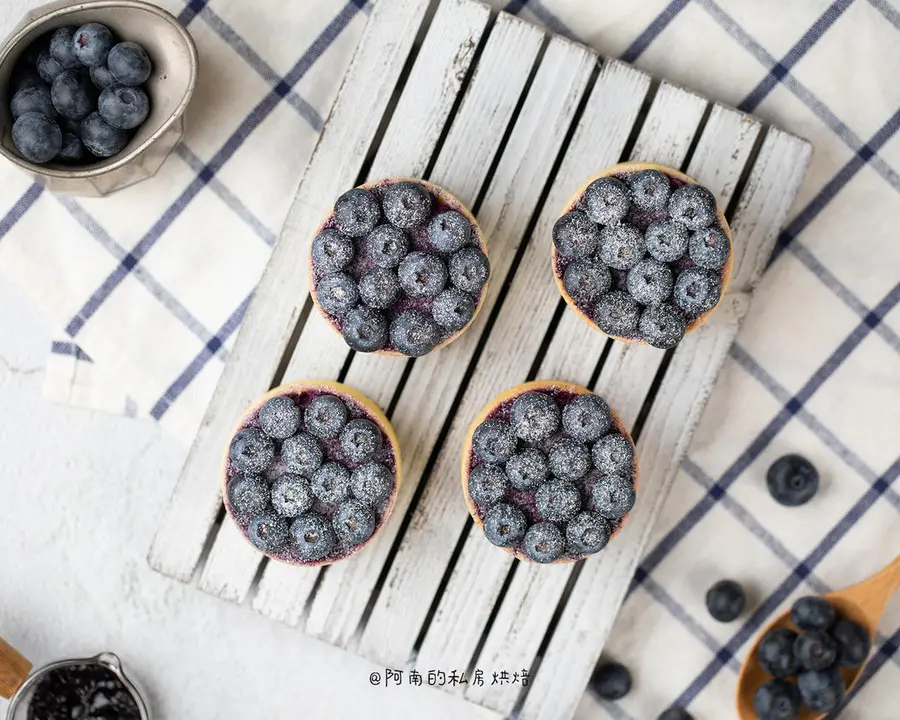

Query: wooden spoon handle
<box><xmin>0</xmin><ymin>636</ymin><xmax>31</xmax><ymax>699</ymax></box>
<box><xmin>877</xmin><ymin>553</ymin><xmax>900</xmax><ymax>592</ymax></box>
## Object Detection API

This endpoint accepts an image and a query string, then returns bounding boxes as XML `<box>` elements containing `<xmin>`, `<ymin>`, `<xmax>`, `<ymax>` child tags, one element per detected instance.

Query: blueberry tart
<box><xmin>461</xmin><ymin>380</ymin><xmax>638</xmax><ymax>564</ymax></box>
<box><xmin>553</xmin><ymin>163</ymin><xmax>733</xmax><ymax>349</ymax></box>
<box><xmin>223</xmin><ymin>380</ymin><xmax>401</xmax><ymax>566</ymax></box>
<box><xmin>308</xmin><ymin>178</ymin><xmax>490</xmax><ymax>357</ymax></box>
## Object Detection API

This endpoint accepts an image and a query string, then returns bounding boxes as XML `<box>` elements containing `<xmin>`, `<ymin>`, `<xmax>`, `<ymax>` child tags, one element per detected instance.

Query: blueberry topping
<box><xmin>548</xmin><ymin>438</ymin><xmax>591</xmax><ymax>482</ymax></box>
<box><xmin>795</xmin><ymin>630</ymin><xmax>838</xmax><ymax>671</ymax></box>
<box><xmin>248</xmin><ymin>513</ymin><xmax>289</xmax><ymax>552</ymax></box>
<box><xmin>398</xmin><ymin>251</ymin><xmax>448</xmax><ymax>299</ymax></box>
<box><xmin>311</xmin><ymin>229</ymin><xmax>354</xmax><ymax>273</ymax></box>
<box><xmin>592</xmin><ymin>433</ymin><xmax>635</xmax><ymax>477</ymax></box>
<box><xmin>227</xmin><ymin>474</ymin><xmax>269</xmax><ymax>516</ymax></box>
<box><xmin>382</xmin><ymin>181</ymin><xmax>432</xmax><ymax>229</ymax></box>
<box><xmin>505</xmin><ymin>448</ymin><xmax>549</xmax><ymax>491</ymax></box>
<box><xmin>645</xmin><ymin>220</ymin><xmax>690</xmax><ymax>262</ymax></box>
<box><xmin>107</xmin><ymin>42</ymin><xmax>152</xmax><ymax>86</ymax></box>
<box><xmin>832</xmin><ymin>618</ymin><xmax>870</xmax><ymax>667</ymax></box>
<box><xmin>258</xmin><ymin>396</ymin><xmax>302</xmax><ymax>439</ymax></box>
<box><xmin>51</xmin><ymin>69</ymin><xmax>96</xmax><ymax>121</ymax></box>
<box><xmin>536</xmin><ymin>478</ymin><xmax>581</xmax><ymax>522</ymax></box>
<box><xmin>591</xmin><ymin>474</ymin><xmax>636</xmax><ymax>519</ymax></box>
<box><xmin>290</xmin><ymin>513</ymin><xmax>336</xmax><ymax>561</ymax></box>
<box><xmin>668</xmin><ymin>184</ymin><xmax>717</xmax><ymax>231</ymax></box>
<box><xmin>563</xmin><ymin>260</ymin><xmax>612</xmax><ymax>306</ymax></box>
<box><xmin>449</xmin><ymin>246</ymin><xmax>490</xmax><ymax>294</ymax></box>
<box><xmin>797</xmin><ymin>666</ymin><xmax>845</xmax><ymax>714</ymax></box>
<box><xmin>58</xmin><ymin>133</ymin><xmax>85</xmax><ymax>163</ymax></box>
<box><xmin>342</xmin><ymin>305</ymin><xmax>389</xmax><ymax>353</ymax></box>
<box><xmin>350</xmin><ymin>462</ymin><xmax>394</xmax><ymax>507</ymax></box>
<box><xmin>553</xmin><ymin>211</ymin><xmax>600</xmax><ymax>259</ymax></box>
<box><xmin>627</xmin><ymin>259</ymin><xmax>674</xmax><ymax>306</ymax></box>
<box><xmin>359</xmin><ymin>267</ymin><xmax>401</xmax><ymax>309</ymax></box>
<box><xmin>49</xmin><ymin>27</ymin><xmax>80</xmax><ymax>69</ymax></box>
<box><xmin>317</xmin><ymin>272</ymin><xmax>360</xmax><ymax>318</ymax></box>
<box><xmin>640</xmin><ymin>304</ymin><xmax>687</xmax><ymax>349</ymax></box>
<box><xmin>598</xmin><ymin>224</ymin><xmax>645</xmax><ymax>270</ymax></box>
<box><xmin>753</xmin><ymin>679</ymin><xmax>802</xmax><ymax>720</ymax></box>
<box><xmin>432</xmin><ymin>288</ymin><xmax>476</xmax><ymax>331</ymax></box>
<box><xmin>366</xmin><ymin>224</ymin><xmax>409</xmax><ymax>268</ymax></box>
<box><xmin>594</xmin><ymin>291</ymin><xmax>641</xmax><ymax>337</ymax></box>
<box><xmin>561</xmin><ymin>394</ymin><xmax>612</xmax><ymax>443</ymax></box>
<box><xmin>790</xmin><ymin>596</ymin><xmax>836</xmax><ymax>631</ymax></box>
<box><xmin>271</xmin><ymin>474</ymin><xmax>315</xmax><ymax>517</ymax></box>
<box><xmin>339</xmin><ymin>418</ymin><xmax>383</xmax><ymax>464</ymax></box>
<box><xmin>510</xmin><ymin>391</ymin><xmax>560</xmax><ymax>443</ymax></box>
<box><xmin>311</xmin><ymin>462</ymin><xmax>352</xmax><ymax>506</ymax></box>
<box><xmin>72</xmin><ymin>23</ymin><xmax>115</xmax><ymax>67</ymax></box>
<box><xmin>390</xmin><ymin>310</ymin><xmax>441</xmax><ymax>357</ymax></box>
<box><xmin>566</xmin><ymin>511</ymin><xmax>611</xmax><ymax>554</ymax></box>
<box><xmin>758</xmin><ymin>628</ymin><xmax>801</xmax><ymax>678</ymax></box>
<box><xmin>482</xmin><ymin>503</ymin><xmax>527</xmax><ymax>547</ymax></box>
<box><xmin>472</xmin><ymin>419</ymin><xmax>517</xmax><ymax>464</ymax></box>
<box><xmin>629</xmin><ymin>169</ymin><xmax>671</xmax><ymax>212</ymax></box>
<box><xmin>705</xmin><ymin>579</ymin><xmax>746</xmax><ymax>622</ymax></box>
<box><xmin>468</xmin><ymin>464</ymin><xmax>508</xmax><ymax>506</ymax></box>
<box><xmin>304</xmin><ymin>394</ymin><xmax>349</xmax><ymax>439</ymax></box>
<box><xmin>36</xmin><ymin>49</ymin><xmax>64</xmax><ymax>83</ymax></box>
<box><xmin>11</xmin><ymin>112</ymin><xmax>61</xmax><ymax>164</ymax></box>
<box><xmin>589</xmin><ymin>662</ymin><xmax>631</xmax><ymax>700</ymax></box>
<box><xmin>333</xmin><ymin>499</ymin><xmax>376</xmax><ymax>546</ymax></box>
<box><xmin>429</xmin><ymin>210</ymin><xmax>471</xmax><ymax>253</ymax></box>
<box><xmin>280</xmin><ymin>432</ymin><xmax>324</xmax><ymax>476</ymax></box>
<box><xmin>523</xmin><ymin>522</ymin><xmax>565</xmax><ymax>563</ymax></box>
<box><xmin>673</xmin><ymin>267</ymin><xmax>721</xmax><ymax>317</ymax></box>
<box><xmin>229</xmin><ymin>427</ymin><xmax>275</xmax><ymax>474</ymax></box>
<box><xmin>333</xmin><ymin>188</ymin><xmax>381</xmax><ymax>237</ymax></box>
<box><xmin>657</xmin><ymin>710</ymin><xmax>693</xmax><ymax>720</ymax></box>
<box><xmin>80</xmin><ymin>111</ymin><xmax>128</xmax><ymax>158</ymax></box>
<box><xmin>767</xmin><ymin>455</ymin><xmax>819</xmax><ymax>507</ymax></box>
<box><xmin>11</xmin><ymin>85</ymin><xmax>56</xmax><ymax>120</ymax></box>
<box><xmin>89</xmin><ymin>64</ymin><xmax>116</xmax><ymax>91</ymax></box>
<box><xmin>690</xmin><ymin>227</ymin><xmax>731</xmax><ymax>270</ymax></box>
<box><xmin>583</xmin><ymin>177</ymin><xmax>631</xmax><ymax>225</ymax></box>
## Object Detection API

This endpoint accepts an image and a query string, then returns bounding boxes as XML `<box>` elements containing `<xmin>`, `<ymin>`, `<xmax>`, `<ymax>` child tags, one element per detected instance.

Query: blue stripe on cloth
<box><xmin>518</xmin><ymin>0</ymin><xmax>578</xmax><ymax>39</ymax></box>
<box><xmin>868</xmin><ymin>0</ymin><xmax>900</xmax><ymax>29</ymax></box>
<box><xmin>0</xmin><ymin>184</ymin><xmax>43</xmax><ymax>241</ymax></box>
<box><xmin>621</xmin><ymin>0</ymin><xmax>691</xmax><ymax>63</ymax></box>
<box><xmin>50</xmin><ymin>341</ymin><xmax>92</xmax><ymax>362</ymax></box>
<box><xmin>63</xmin><ymin>0</ymin><xmax>368</xmax><ymax>339</ymax></box>
<box><xmin>177</xmin><ymin>0</ymin><xmax>210</xmax><ymax>26</ymax></box>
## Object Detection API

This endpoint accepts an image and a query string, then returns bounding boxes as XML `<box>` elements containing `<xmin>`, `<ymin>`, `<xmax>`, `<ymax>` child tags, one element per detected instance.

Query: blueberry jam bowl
<box><xmin>222</xmin><ymin>380</ymin><xmax>402</xmax><ymax>567</ymax></box>
<box><xmin>552</xmin><ymin>162</ymin><xmax>733</xmax><ymax>350</ymax></box>
<box><xmin>308</xmin><ymin>178</ymin><xmax>491</xmax><ymax>358</ymax></box>
<box><xmin>461</xmin><ymin>380</ymin><xmax>639</xmax><ymax>564</ymax></box>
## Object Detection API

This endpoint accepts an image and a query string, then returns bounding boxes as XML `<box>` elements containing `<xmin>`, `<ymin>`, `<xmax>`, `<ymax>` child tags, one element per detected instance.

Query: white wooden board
<box><xmin>149</xmin><ymin>1</ymin><xmax>812</xmax><ymax>718</ymax></box>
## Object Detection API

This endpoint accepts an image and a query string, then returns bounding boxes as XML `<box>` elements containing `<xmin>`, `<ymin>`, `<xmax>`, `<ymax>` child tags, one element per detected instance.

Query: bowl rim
<box><xmin>0</xmin><ymin>0</ymin><xmax>199</xmax><ymax>179</ymax></box>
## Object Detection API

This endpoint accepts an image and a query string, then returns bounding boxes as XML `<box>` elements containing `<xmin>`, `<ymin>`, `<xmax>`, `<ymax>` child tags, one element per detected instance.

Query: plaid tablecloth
<box><xmin>1</xmin><ymin>1</ymin><xmax>898</xmax><ymax>718</ymax></box>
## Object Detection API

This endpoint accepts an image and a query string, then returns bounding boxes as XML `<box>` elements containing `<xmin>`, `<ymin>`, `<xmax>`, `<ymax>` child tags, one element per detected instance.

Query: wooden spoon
<box><xmin>737</xmin><ymin>554</ymin><xmax>900</xmax><ymax>720</ymax></box>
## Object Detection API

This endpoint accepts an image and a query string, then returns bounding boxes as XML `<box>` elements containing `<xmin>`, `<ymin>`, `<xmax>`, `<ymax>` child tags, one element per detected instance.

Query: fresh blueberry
<box><xmin>589</xmin><ymin>662</ymin><xmax>631</xmax><ymax>700</ymax></box>
<box><xmin>398</xmin><ymin>251</ymin><xmax>448</xmax><ymax>299</ymax></box>
<box><xmin>107</xmin><ymin>42</ymin><xmax>152</xmax><ymax>86</ymax></box>
<box><xmin>227</xmin><ymin>474</ymin><xmax>269</xmax><ymax>516</ymax></box>
<box><xmin>482</xmin><ymin>503</ymin><xmax>527</xmax><ymax>547</ymax></box>
<box><xmin>705</xmin><ymin>579</ymin><xmax>746</xmax><ymax>622</ymax></box>
<box><xmin>472</xmin><ymin>419</ymin><xmax>517</xmax><ymax>464</ymax></box>
<box><xmin>271</xmin><ymin>474</ymin><xmax>315</xmax><ymax>517</ymax></box>
<box><xmin>795</xmin><ymin>630</ymin><xmax>838</xmax><ymax>671</ymax></box>
<box><xmin>758</xmin><ymin>628</ymin><xmax>801</xmax><ymax>678</ymax></box>
<box><xmin>311</xmin><ymin>462</ymin><xmax>351</xmax><ymax>506</ymax></box>
<box><xmin>51</xmin><ymin>69</ymin><xmax>97</xmax><ymax>120</ymax></box>
<box><xmin>790</xmin><ymin>596</ymin><xmax>836</xmax><ymax>631</ymax></box>
<box><xmin>562</xmin><ymin>260</ymin><xmax>612</xmax><ymax>306</ymax></box>
<box><xmin>510</xmin><ymin>391</ymin><xmax>560</xmax><ymax>443</ymax></box>
<box><xmin>592</xmin><ymin>433</ymin><xmax>635</xmax><ymax>477</ymax></box>
<box><xmin>247</xmin><ymin>513</ymin><xmax>289</xmax><ymax>553</ymax></box>
<box><xmin>598</xmin><ymin>224</ymin><xmax>645</xmax><ymax>270</ymax></box>
<box><xmin>505</xmin><ymin>448</ymin><xmax>549</xmax><ymax>491</ymax></box>
<box><xmin>548</xmin><ymin>438</ymin><xmax>591</xmax><ymax>482</ymax></box>
<box><xmin>311</xmin><ymin>229</ymin><xmax>354</xmax><ymax>273</ymax></box>
<box><xmin>280</xmin><ymin>432</ymin><xmax>324</xmax><ymax>476</ymax></box>
<box><xmin>553</xmin><ymin>211</ymin><xmax>600</xmax><ymax>259</ymax></box>
<box><xmin>57</xmin><ymin>133</ymin><xmax>85</xmax><ymax>163</ymax></box>
<box><xmin>432</xmin><ymin>288</ymin><xmax>476</xmax><ymax>332</ymax></box>
<box><xmin>753</xmin><ymin>679</ymin><xmax>802</xmax><ymax>720</ymax></box>
<box><xmin>690</xmin><ymin>227</ymin><xmax>731</xmax><ymax>270</ymax></box>
<box><xmin>767</xmin><ymin>455</ymin><xmax>819</xmax><ymax>507</ymax></box>
<box><xmin>449</xmin><ymin>246</ymin><xmax>490</xmax><ymax>294</ymax></box>
<box><xmin>594</xmin><ymin>291</ymin><xmax>641</xmax><ymax>337</ymax></box>
<box><xmin>390</xmin><ymin>310</ymin><xmax>441</xmax><ymax>357</ymax></box>
<box><xmin>657</xmin><ymin>710</ymin><xmax>693</xmax><ymax>720</ymax></box>
<box><xmin>561</xmin><ymin>394</ymin><xmax>612</xmax><ymax>443</ymax></box>
<box><xmin>11</xmin><ymin>62</ymin><xmax>44</xmax><ymax>93</ymax></box>
<box><xmin>645</xmin><ymin>220</ymin><xmax>690</xmax><ymax>263</ymax></box>
<box><xmin>342</xmin><ymin>305</ymin><xmax>389</xmax><ymax>353</ymax></box>
<box><xmin>640</xmin><ymin>304</ymin><xmax>687</xmax><ymax>349</ymax></box>
<box><xmin>673</xmin><ymin>267</ymin><xmax>721</xmax><ymax>317</ymax></box>
<box><xmin>366</xmin><ymin>224</ymin><xmax>409</xmax><ymax>268</ymax></box>
<box><xmin>339</xmin><ymin>418</ymin><xmax>383</xmax><ymax>464</ymax></box>
<box><xmin>627</xmin><ymin>259</ymin><xmax>674</xmax><ymax>306</ymax></box>
<box><xmin>583</xmin><ymin>177</ymin><xmax>631</xmax><ymax>225</ymax></box>
<box><xmin>350</xmin><ymin>462</ymin><xmax>394</xmax><ymax>507</ymax></box>
<box><xmin>99</xmin><ymin>85</ymin><xmax>149</xmax><ymax>130</ymax></box>
<box><xmin>72</xmin><ymin>23</ymin><xmax>114</xmax><ymax>67</ymax></box>
<box><xmin>629</xmin><ymin>169</ymin><xmax>671</xmax><ymax>212</ymax></box>
<box><xmin>49</xmin><ymin>27</ymin><xmax>81</xmax><ymax>69</ymax></box>
<box><xmin>591</xmin><ymin>474</ymin><xmax>636</xmax><ymax>519</ymax></box>
<box><xmin>81</xmin><ymin>111</ymin><xmax>129</xmax><ymax>158</ymax></box>
<box><xmin>11</xmin><ymin>85</ymin><xmax>56</xmax><ymax>120</ymax></box>
<box><xmin>536</xmin><ymin>478</ymin><xmax>581</xmax><ymax>522</ymax></box>
<box><xmin>304</xmin><ymin>394</ymin><xmax>349</xmax><ymax>439</ymax></box>
<box><xmin>468</xmin><ymin>464</ymin><xmax>508</xmax><ymax>506</ymax></box>
<box><xmin>229</xmin><ymin>427</ymin><xmax>275</xmax><ymax>474</ymax></box>
<box><xmin>36</xmin><ymin>49</ymin><xmax>64</xmax><ymax>83</ymax></box>
<box><xmin>832</xmin><ymin>618</ymin><xmax>871</xmax><ymax>667</ymax></box>
<box><xmin>58</xmin><ymin>116</ymin><xmax>83</xmax><ymax>136</ymax></box>
<box><xmin>89</xmin><ymin>64</ymin><xmax>116</xmax><ymax>91</ymax></box>
<box><xmin>429</xmin><ymin>210</ymin><xmax>471</xmax><ymax>253</ymax></box>
<box><xmin>316</xmin><ymin>272</ymin><xmax>359</xmax><ymax>318</ymax></box>
<box><xmin>382</xmin><ymin>181</ymin><xmax>432</xmax><ymax>229</ymax></box>
<box><xmin>797</xmin><ymin>666</ymin><xmax>845</xmax><ymax>714</ymax></box>
<box><xmin>523</xmin><ymin>522</ymin><xmax>565</xmax><ymax>563</ymax></box>
<box><xmin>333</xmin><ymin>499</ymin><xmax>377</xmax><ymax>546</ymax></box>
<box><xmin>359</xmin><ymin>268</ymin><xmax>401</xmax><ymax>309</ymax></box>
<box><xmin>257</xmin><ymin>396</ymin><xmax>301</xmax><ymax>440</ymax></box>
<box><xmin>333</xmin><ymin>188</ymin><xmax>381</xmax><ymax>238</ymax></box>
<box><xmin>566</xmin><ymin>511</ymin><xmax>611</xmax><ymax>554</ymax></box>
<box><xmin>668</xmin><ymin>184</ymin><xmax>717</xmax><ymax>231</ymax></box>
<box><xmin>290</xmin><ymin>513</ymin><xmax>336</xmax><ymax>561</ymax></box>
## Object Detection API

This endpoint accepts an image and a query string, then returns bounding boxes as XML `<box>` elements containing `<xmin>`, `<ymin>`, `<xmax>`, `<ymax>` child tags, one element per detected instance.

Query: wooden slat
<box><xmin>148</xmin><ymin>0</ymin><xmax>434</xmax><ymax>581</ymax></box>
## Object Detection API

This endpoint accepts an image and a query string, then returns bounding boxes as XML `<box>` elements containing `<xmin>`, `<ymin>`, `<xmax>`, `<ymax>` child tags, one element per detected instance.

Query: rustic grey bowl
<box><xmin>0</xmin><ymin>0</ymin><xmax>198</xmax><ymax>196</ymax></box>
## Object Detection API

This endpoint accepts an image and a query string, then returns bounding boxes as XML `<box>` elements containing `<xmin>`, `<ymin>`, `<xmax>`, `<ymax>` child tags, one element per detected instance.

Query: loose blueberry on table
<box><xmin>27</xmin><ymin>663</ymin><xmax>141</xmax><ymax>720</ymax></box>
<box><xmin>308</xmin><ymin>179</ymin><xmax>490</xmax><ymax>357</ymax></box>
<box><xmin>463</xmin><ymin>382</ymin><xmax>636</xmax><ymax>564</ymax></box>
<box><xmin>224</xmin><ymin>383</ymin><xmax>399</xmax><ymax>565</ymax></box>
<box><xmin>553</xmin><ymin>165</ymin><xmax>732</xmax><ymax>349</ymax></box>
<box><xmin>7</xmin><ymin>24</ymin><xmax>153</xmax><ymax>165</ymax></box>
<box><xmin>767</xmin><ymin>454</ymin><xmax>819</xmax><ymax>507</ymax></box>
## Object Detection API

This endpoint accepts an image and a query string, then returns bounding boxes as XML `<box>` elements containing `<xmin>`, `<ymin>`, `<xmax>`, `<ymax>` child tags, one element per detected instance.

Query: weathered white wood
<box><xmin>251</xmin><ymin>561</ymin><xmax>319</xmax><ymax>626</ymax></box>
<box><xmin>148</xmin><ymin>0</ymin><xmax>434</xmax><ymax>581</ymax></box>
